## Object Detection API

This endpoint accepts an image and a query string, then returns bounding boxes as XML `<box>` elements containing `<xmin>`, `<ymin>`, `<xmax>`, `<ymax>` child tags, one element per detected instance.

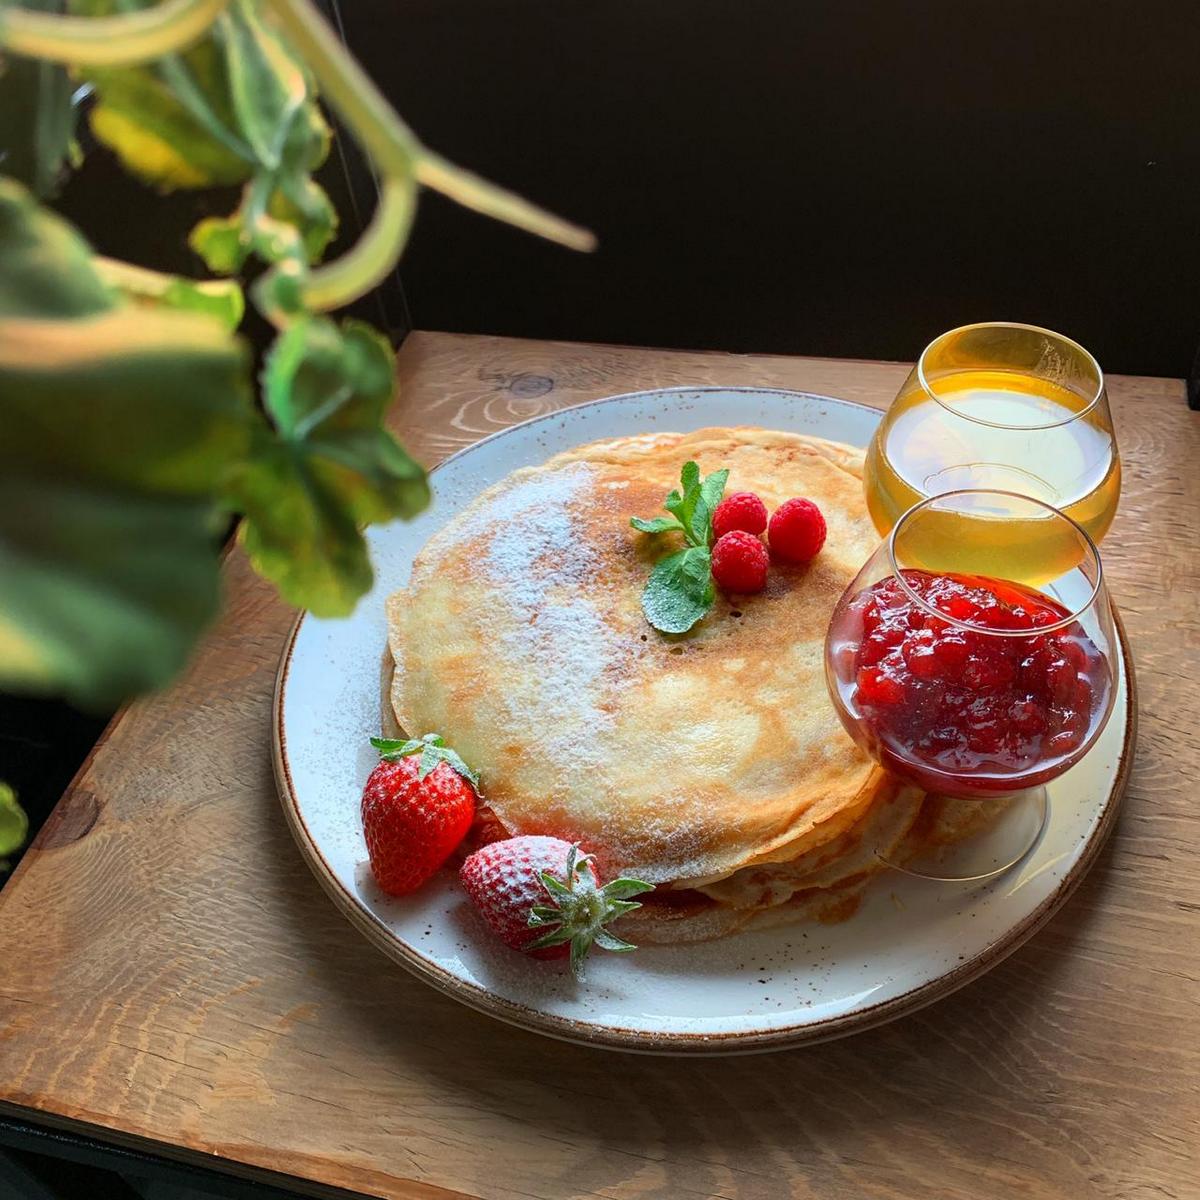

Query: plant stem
<box><xmin>299</xmin><ymin>173</ymin><xmax>416</xmax><ymax>312</ymax></box>
<box><xmin>264</xmin><ymin>0</ymin><xmax>596</xmax><ymax>253</ymax></box>
<box><xmin>0</xmin><ymin>0</ymin><xmax>231</xmax><ymax>67</ymax></box>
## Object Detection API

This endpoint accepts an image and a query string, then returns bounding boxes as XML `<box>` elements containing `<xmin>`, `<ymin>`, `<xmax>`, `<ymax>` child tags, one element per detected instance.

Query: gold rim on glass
<box><xmin>885</xmin><ymin>487</ymin><xmax>1106</xmax><ymax>638</ymax></box>
<box><xmin>915</xmin><ymin>321</ymin><xmax>1105</xmax><ymax>431</ymax></box>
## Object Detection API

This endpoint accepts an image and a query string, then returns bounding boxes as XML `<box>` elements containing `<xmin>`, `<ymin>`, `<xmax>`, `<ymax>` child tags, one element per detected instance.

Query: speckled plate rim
<box><xmin>272</xmin><ymin>386</ymin><xmax>1137</xmax><ymax>1056</ymax></box>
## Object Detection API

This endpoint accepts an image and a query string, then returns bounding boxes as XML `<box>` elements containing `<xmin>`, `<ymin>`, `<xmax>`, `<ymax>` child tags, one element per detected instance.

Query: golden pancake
<box><xmin>616</xmin><ymin>788</ymin><xmax>1007</xmax><ymax>944</ymax></box>
<box><xmin>387</xmin><ymin>427</ymin><xmax>894</xmax><ymax>885</ymax></box>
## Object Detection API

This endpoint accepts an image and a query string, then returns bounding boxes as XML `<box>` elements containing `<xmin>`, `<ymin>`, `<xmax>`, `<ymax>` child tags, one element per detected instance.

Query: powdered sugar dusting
<box><xmin>465</xmin><ymin>463</ymin><xmax>623</xmax><ymax>768</ymax></box>
<box><xmin>442</xmin><ymin>462</ymin><xmax>593</xmax><ymax>556</ymax></box>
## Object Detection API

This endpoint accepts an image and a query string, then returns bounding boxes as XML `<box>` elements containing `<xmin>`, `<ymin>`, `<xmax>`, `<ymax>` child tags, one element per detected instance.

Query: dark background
<box><xmin>342</xmin><ymin>0</ymin><xmax>1200</xmax><ymax>376</ymax></box>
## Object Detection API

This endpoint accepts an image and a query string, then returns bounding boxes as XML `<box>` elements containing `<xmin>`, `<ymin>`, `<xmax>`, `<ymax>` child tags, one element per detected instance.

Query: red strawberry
<box><xmin>361</xmin><ymin>734</ymin><xmax>478</xmax><ymax>896</ymax></box>
<box><xmin>460</xmin><ymin>836</ymin><xmax>653</xmax><ymax>976</ymax></box>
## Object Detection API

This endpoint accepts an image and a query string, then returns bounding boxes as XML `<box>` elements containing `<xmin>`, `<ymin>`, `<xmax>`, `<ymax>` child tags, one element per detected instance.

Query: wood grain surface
<box><xmin>0</xmin><ymin>332</ymin><xmax>1197</xmax><ymax>1200</ymax></box>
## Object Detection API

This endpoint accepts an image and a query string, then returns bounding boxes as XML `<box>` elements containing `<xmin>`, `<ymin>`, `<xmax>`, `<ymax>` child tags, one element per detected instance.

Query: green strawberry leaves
<box><xmin>630</xmin><ymin>461</ymin><xmax>729</xmax><ymax>635</ymax></box>
<box><xmin>525</xmin><ymin>844</ymin><xmax>653</xmax><ymax>978</ymax></box>
<box><xmin>370</xmin><ymin>733</ymin><xmax>480</xmax><ymax>788</ymax></box>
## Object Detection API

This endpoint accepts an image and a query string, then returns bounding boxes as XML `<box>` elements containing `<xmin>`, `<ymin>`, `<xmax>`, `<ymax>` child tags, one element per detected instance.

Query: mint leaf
<box><xmin>630</xmin><ymin>515</ymin><xmax>684</xmax><ymax>535</ymax></box>
<box><xmin>662</xmin><ymin>488</ymin><xmax>686</xmax><ymax>524</ymax></box>
<box><xmin>699</xmin><ymin>468</ymin><xmax>730</xmax><ymax>525</ymax></box>
<box><xmin>661</xmin><ymin>461</ymin><xmax>710</xmax><ymax>547</ymax></box>
<box><xmin>641</xmin><ymin>546</ymin><xmax>715</xmax><ymax>634</ymax></box>
<box><xmin>684</xmin><ymin>498</ymin><xmax>711</xmax><ymax>547</ymax></box>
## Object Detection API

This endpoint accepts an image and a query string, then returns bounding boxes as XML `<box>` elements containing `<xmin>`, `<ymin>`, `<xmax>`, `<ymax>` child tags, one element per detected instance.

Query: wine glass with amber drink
<box><xmin>825</xmin><ymin>490</ymin><xmax>1117</xmax><ymax>880</ymax></box>
<box><xmin>865</xmin><ymin>323</ymin><xmax>1120</xmax><ymax>580</ymax></box>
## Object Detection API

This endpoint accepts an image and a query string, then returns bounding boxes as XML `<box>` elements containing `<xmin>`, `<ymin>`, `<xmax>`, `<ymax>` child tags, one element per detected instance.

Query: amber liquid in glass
<box><xmin>865</xmin><ymin>370</ymin><xmax>1120</xmax><ymax>582</ymax></box>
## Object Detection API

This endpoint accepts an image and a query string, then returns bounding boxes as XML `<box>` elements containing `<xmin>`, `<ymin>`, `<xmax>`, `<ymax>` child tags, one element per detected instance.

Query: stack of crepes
<box><xmin>383</xmin><ymin>428</ymin><xmax>990</xmax><ymax>943</ymax></box>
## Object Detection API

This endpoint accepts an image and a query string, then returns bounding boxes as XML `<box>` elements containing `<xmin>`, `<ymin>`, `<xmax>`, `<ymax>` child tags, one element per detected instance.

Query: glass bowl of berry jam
<box><xmin>826</xmin><ymin>490</ymin><xmax>1116</xmax><ymax>873</ymax></box>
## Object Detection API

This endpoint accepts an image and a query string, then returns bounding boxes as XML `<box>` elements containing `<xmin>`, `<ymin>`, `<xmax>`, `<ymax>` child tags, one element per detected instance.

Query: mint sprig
<box><xmin>370</xmin><ymin>733</ymin><xmax>480</xmax><ymax>787</ymax></box>
<box><xmin>642</xmin><ymin>547</ymin><xmax>715</xmax><ymax>634</ymax></box>
<box><xmin>630</xmin><ymin>461</ymin><xmax>729</xmax><ymax>634</ymax></box>
<box><xmin>629</xmin><ymin>515</ymin><xmax>684</xmax><ymax>535</ymax></box>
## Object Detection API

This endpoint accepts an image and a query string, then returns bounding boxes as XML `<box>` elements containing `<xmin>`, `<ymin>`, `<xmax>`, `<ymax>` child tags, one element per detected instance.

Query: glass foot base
<box><xmin>877</xmin><ymin>787</ymin><xmax>1049</xmax><ymax>883</ymax></box>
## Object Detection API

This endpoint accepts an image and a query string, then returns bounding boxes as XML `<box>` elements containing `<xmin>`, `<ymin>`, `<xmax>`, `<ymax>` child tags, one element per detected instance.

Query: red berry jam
<box><xmin>828</xmin><ymin>570</ymin><xmax>1111</xmax><ymax>797</ymax></box>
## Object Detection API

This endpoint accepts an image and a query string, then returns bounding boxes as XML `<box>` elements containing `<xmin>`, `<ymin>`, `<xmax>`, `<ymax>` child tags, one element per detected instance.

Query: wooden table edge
<box><xmin>0</xmin><ymin>1100</ymin><xmax>477</xmax><ymax>1200</ymax></box>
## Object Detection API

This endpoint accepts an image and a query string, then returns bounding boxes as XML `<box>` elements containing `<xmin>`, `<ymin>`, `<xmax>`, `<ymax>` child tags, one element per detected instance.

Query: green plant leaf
<box><xmin>662</xmin><ymin>461</ymin><xmax>713</xmax><ymax>547</ymax></box>
<box><xmin>0</xmin><ymin>783</ymin><xmax>28</xmax><ymax>860</ymax></box>
<box><xmin>640</xmin><ymin>546</ymin><xmax>715</xmax><ymax>634</ymax></box>
<box><xmin>0</xmin><ymin>178</ymin><xmax>253</xmax><ymax>706</ymax></box>
<box><xmin>188</xmin><ymin>210</ymin><xmax>250</xmax><ymax>273</ymax></box>
<box><xmin>231</xmin><ymin>317</ymin><xmax>429</xmax><ymax>617</ymax></box>
<box><xmin>0</xmin><ymin>3</ymin><xmax>80</xmax><ymax>198</ymax></box>
<box><xmin>67</xmin><ymin>0</ymin><xmax>251</xmax><ymax>189</ymax></box>
<box><xmin>189</xmin><ymin>94</ymin><xmax>335</xmax><ymax>279</ymax></box>
<box><xmin>699</xmin><ymin>468</ymin><xmax>729</xmax><ymax>526</ymax></box>
<box><xmin>593</xmin><ymin>928</ymin><xmax>637</xmax><ymax>953</ymax></box>
<box><xmin>218</xmin><ymin>0</ymin><xmax>306</xmax><ymax>170</ymax></box>
<box><xmin>94</xmin><ymin>256</ymin><xmax>244</xmax><ymax>330</ymax></box>
<box><xmin>267</xmin><ymin>173</ymin><xmax>337</xmax><ymax>263</ymax></box>
<box><xmin>629</xmin><ymin>515</ymin><xmax>684</xmax><ymax>535</ymax></box>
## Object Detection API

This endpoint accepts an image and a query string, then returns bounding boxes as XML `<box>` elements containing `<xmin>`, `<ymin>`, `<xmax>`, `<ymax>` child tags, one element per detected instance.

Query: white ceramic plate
<box><xmin>274</xmin><ymin>388</ymin><xmax>1134</xmax><ymax>1054</ymax></box>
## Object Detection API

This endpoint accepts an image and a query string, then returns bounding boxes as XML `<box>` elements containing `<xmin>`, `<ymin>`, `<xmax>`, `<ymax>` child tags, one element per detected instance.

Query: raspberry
<box><xmin>768</xmin><ymin>498</ymin><xmax>826</xmax><ymax>563</ymax></box>
<box><xmin>712</xmin><ymin>492</ymin><xmax>768</xmax><ymax>540</ymax></box>
<box><xmin>711</xmin><ymin>530</ymin><xmax>769</xmax><ymax>594</ymax></box>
